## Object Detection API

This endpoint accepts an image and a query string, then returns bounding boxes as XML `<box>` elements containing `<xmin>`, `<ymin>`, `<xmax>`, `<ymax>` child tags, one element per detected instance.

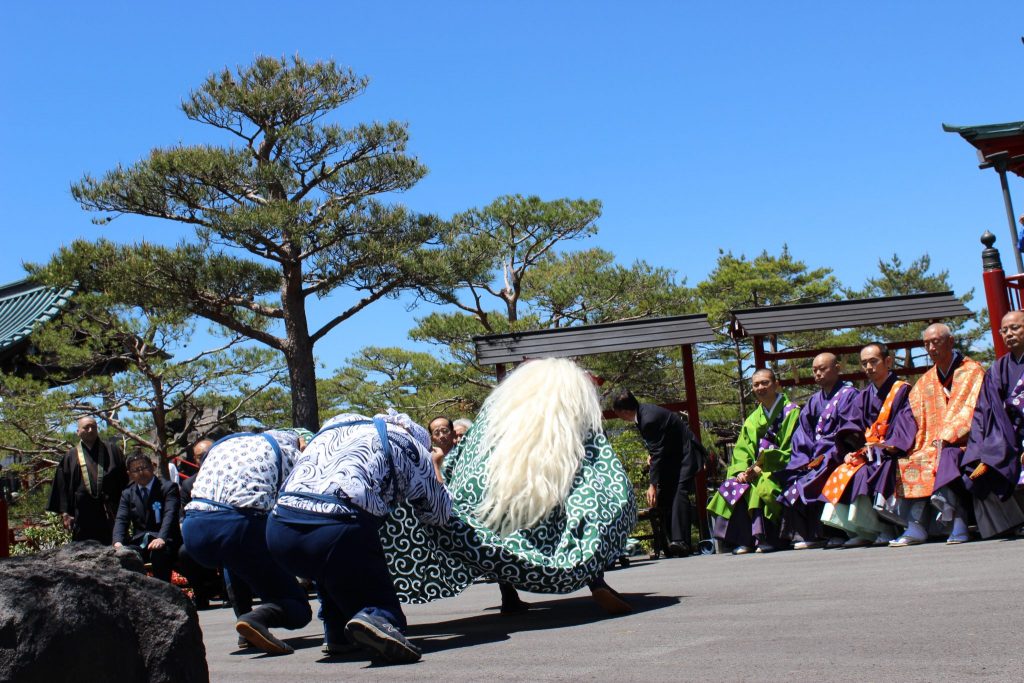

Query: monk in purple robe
<box><xmin>958</xmin><ymin>311</ymin><xmax>1024</xmax><ymax>538</ymax></box>
<box><xmin>778</xmin><ymin>352</ymin><xmax>861</xmax><ymax>549</ymax></box>
<box><xmin>821</xmin><ymin>343</ymin><xmax>916</xmax><ymax>547</ymax></box>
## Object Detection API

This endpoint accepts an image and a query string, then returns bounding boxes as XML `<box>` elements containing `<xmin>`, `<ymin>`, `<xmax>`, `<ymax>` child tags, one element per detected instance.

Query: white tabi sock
<box><xmin>905</xmin><ymin>521</ymin><xmax>927</xmax><ymax>541</ymax></box>
<box><xmin>951</xmin><ymin>517</ymin><xmax>968</xmax><ymax>537</ymax></box>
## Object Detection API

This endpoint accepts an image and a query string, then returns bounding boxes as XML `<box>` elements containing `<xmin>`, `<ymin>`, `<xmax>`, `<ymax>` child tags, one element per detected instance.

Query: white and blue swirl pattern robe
<box><xmin>278</xmin><ymin>413</ymin><xmax>450</xmax><ymax>525</ymax></box>
<box><xmin>381</xmin><ymin>407</ymin><xmax>637</xmax><ymax>604</ymax></box>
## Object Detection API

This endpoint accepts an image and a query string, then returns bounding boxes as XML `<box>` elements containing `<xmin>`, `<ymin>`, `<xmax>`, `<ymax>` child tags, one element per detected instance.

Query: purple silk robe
<box><xmin>845</xmin><ymin>373</ymin><xmax>916</xmax><ymax>502</ymax></box>
<box><xmin>962</xmin><ymin>352</ymin><xmax>1024</xmax><ymax>500</ymax></box>
<box><xmin>779</xmin><ymin>382</ymin><xmax>862</xmax><ymax>505</ymax></box>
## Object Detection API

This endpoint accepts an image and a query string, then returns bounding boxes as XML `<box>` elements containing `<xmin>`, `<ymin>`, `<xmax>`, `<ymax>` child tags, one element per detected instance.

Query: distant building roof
<box><xmin>729</xmin><ymin>291</ymin><xmax>971</xmax><ymax>338</ymax></box>
<box><xmin>943</xmin><ymin>120</ymin><xmax>1024</xmax><ymax>177</ymax></box>
<box><xmin>0</xmin><ymin>279</ymin><xmax>75</xmax><ymax>364</ymax></box>
<box><xmin>473</xmin><ymin>313</ymin><xmax>717</xmax><ymax>366</ymax></box>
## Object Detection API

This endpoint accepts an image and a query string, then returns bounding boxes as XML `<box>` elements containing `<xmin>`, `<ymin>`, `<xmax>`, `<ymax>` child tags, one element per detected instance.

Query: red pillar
<box><xmin>752</xmin><ymin>335</ymin><xmax>767</xmax><ymax>369</ymax></box>
<box><xmin>981</xmin><ymin>231</ymin><xmax>1011</xmax><ymax>358</ymax></box>
<box><xmin>681</xmin><ymin>344</ymin><xmax>709</xmax><ymax>541</ymax></box>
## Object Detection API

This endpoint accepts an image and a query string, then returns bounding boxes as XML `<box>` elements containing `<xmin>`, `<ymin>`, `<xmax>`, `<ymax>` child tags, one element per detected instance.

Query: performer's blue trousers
<box><xmin>265</xmin><ymin>511</ymin><xmax>406</xmax><ymax>642</ymax></box>
<box><xmin>182</xmin><ymin>509</ymin><xmax>311</xmax><ymax>628</ymax></box>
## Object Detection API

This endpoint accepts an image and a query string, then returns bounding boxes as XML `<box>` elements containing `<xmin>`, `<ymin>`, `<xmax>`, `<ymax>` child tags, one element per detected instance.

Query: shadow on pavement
<box><xmin>233</xmin><ymin>635</ymin><xmax>327</xmax><ymax>658</ymax></box>
<box><xmin>406</xmin><ymin>592</ymin><xmax>682</xmax><ymax>654</ymax></box>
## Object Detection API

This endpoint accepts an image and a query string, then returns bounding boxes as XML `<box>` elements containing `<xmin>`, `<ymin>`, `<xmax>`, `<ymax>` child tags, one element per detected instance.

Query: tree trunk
<box><xmin>285</xmin><ymin>343</ymin><xmax>320</xmax><ymax>431</ymax></box>
<box><xmin>281</xmin><ymin>262</ymin><xmax>320</xmax><ymax>431</ymax></box>
<box><xmin>151</xmin><ymin>384</ymin><xmax>171</xmax><ymax>479</ymax></box>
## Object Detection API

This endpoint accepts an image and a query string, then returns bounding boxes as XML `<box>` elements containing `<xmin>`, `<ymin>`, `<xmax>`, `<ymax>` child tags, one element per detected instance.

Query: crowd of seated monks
<box><xmin>708</xmin><ymin>314</ymin><xmax>1024</xmax><ymax>554</ymax></box>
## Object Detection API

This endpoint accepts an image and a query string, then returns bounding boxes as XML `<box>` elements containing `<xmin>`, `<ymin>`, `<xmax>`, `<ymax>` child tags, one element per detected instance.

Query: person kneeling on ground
<box><xmin>181</xmin><ymin>430</ymin><xmax>309</xmax><ymax>655</ymax></box>
<box><xmin>266</xmin><ymin>410</ymin><xmax>451</xmax><ymax>665</ymax></box>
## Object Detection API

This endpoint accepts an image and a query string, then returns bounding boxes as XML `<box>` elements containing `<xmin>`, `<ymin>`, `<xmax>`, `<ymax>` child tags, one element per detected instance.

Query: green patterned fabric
<box><xmin>380</xmin><ymin>406</ymin><xmax>637</xmax><ymax>604</ymax></box>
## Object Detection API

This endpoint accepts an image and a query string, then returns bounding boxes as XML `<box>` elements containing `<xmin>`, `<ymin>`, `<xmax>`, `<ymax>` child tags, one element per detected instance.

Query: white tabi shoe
<box><xmin>888</xmin><ymin>535</ymin><xmax>926</xmax><ymax>547</ymax></box>
<box><xmin>842</xmin><ymin>536</ymin><xmax>873</xmax><ymax>549</ymax></box>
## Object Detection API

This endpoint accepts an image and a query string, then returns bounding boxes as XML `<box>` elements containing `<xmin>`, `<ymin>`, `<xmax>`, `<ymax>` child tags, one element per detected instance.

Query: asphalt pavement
<box><xmin>200</xmin><ymin>537</ymin><xmax>1024</xmax><ymax>682</ymax></box>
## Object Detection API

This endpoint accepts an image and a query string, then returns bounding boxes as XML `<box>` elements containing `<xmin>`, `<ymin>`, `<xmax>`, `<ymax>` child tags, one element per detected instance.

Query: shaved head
<box><xmin>751</xmin><ymin>368</ymin><xmax>779</xmax><ymax>408</ymax></box>
<box><xmin>1000</xmin><ymin>310</ymin><xmax>1024</xmax><ymax>355</ymax></box>
<box><xmin>922</xmin><ymin>322</ymin><xmax>956</xmax><ymax>367</ymax></box>
<box><xmin>922</xmin><ymin>323</ymin><xmax>952</xmax><ymax>340</ymax></box>
<box><xmin>193</xmin><ymin>438</ymin><xmax>214</xmax><ymax>464</ymax></box>
<box><xmin>813</xmin><ymin>352</ymin><xmax>838</xmax><ymax>367</ymax></box>
<box><xmin>811</xmin><ymin>352</ymin><xmax>841</xmax><ymax>392</ymax></box>
<box><xmin>1002</xmin><ymin>310</ymin><xmax>1024</xmax><ymax>327</ymax></box>
<box><xmin>76</xmin><ymin>416</ymin><xmax>99</xmax><ymax>447</ymax></box>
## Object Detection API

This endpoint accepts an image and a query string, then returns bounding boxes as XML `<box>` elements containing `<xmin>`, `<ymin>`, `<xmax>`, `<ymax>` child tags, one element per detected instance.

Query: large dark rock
<box><xmin>0</xmin><ymin>542</ymin><xmax>208</xmax><ymax>683</ymax></box>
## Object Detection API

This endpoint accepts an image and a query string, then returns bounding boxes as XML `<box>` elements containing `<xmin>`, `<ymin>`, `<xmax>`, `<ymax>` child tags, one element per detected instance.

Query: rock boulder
<box><xmin>0</xmin><ymin>541</ymin><xmax>208</xmax><ymax>683</ymax></box>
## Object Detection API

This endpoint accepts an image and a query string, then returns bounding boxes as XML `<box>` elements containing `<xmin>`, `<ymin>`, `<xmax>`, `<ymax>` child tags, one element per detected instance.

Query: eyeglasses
<box><xmin>128</xmin><ymin>466</ymin><xmax>152</xmax><ymax>474</ymax></box>
<box><xmin>431</xmin><ymin>427</ymin><xmax>451</xmax><ymax>436</ymax></box>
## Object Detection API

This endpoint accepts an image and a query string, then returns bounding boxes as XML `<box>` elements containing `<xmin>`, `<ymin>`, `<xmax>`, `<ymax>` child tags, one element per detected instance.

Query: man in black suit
<box><xmin>113</xmin><ymin>452</ymin><xmax>181</xmax><ymax>582</ymax></box>
<box><xmin>612</xmin><ymin>389</ymin><xmax>706</xmax><ymax>558</ymax></box>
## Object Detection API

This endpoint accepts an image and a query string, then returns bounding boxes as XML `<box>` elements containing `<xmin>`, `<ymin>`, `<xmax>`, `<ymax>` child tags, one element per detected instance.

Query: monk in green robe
<box><xmin>708</xmin><ymin>368</ymin><xmax>800</xmax><ymax>554</ymax></box>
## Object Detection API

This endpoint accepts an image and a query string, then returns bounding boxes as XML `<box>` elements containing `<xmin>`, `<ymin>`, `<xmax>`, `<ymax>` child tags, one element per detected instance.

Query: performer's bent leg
<box><xmin>587</xmin><ymin>573</ymin><xmax>631</xmax><ymax>615</ymax></box>
<box><xmin>498</xmin><ymin>582</ymin><xmax>530</xmax><ymax>614</ymax></box>
<box><xmin>224</xmin><ymin>569</ymin><xmax>254</xmax><ymax>618</ymax></box>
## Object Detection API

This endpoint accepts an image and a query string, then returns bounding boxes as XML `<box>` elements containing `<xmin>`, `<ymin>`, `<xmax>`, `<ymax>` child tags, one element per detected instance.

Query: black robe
<box><xmin>47</xmin><ymin>439</ymin><xmax>127</xmax><ymax>544</ymax></box>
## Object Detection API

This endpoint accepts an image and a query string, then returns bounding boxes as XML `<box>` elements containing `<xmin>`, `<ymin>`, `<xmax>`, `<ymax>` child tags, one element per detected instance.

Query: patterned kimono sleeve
<box><xmin>760</xmin><ymin>406</ymin><xmax>800</xmax><ymax>472</ymax></box>
<box><xmin>278</xmin><ymin>443</ymin><xmax>300</xmax><ymax>490</ymax></box>
<box><xmin>726</xmin><ymin>414</ymin><xmax>759</xmax><ymax>477</ymax></box>
<box><xmin>939</xmin><ymin>361</ymin><xmax>986</xmax><ymax>445</ymax></box>
<box><xmin>404</xmin><ymin>445</ymin><xmax>453</xmax><ymax>526</ymax></box>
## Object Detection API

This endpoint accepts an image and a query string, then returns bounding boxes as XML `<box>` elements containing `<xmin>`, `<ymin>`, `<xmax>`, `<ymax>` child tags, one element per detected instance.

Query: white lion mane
<box><xmin>476</xmin><ymin>357</ymin><xmax>603</xmax><ymax>535</ymax></box>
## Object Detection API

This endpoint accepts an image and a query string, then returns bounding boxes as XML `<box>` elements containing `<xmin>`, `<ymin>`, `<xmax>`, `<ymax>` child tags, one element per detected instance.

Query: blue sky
<box><xmin>3</xmin><ymin>2</ymin><xmax>1024</xmax><ymax>371</ymax></box>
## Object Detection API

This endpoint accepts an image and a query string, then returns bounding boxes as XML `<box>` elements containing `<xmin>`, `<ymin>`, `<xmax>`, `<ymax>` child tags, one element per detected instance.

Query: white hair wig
<box><xmin>476</xmin><ymin>357</ymin><xmax>603</xmax><ymax>535</ymax></box>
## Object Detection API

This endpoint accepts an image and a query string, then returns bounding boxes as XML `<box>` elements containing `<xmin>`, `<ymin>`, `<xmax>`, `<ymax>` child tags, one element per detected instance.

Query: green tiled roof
<box><xmin>942</xmin><ymin>120</ymin><xmax>1024</xmax><ymax>140</ymax></box>
<box><xmin>0</xmin><ymin>279</ymin><xmax>75</xmax><ymax>358</ymax></box>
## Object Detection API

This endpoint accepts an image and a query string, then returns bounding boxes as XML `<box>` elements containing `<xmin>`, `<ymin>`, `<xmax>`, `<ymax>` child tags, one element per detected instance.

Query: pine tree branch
<box><xmin>309</xmin><ymin>282</ymin><xmax>401</xmax><ymax>344</ymax></box>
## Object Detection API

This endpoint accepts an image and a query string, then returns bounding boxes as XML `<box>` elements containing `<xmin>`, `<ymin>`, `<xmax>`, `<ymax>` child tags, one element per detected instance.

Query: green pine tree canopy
<box><xmin>1</xmin><ymin>56</ymin><xmax>984</xmax><ymax>510</ymax></box>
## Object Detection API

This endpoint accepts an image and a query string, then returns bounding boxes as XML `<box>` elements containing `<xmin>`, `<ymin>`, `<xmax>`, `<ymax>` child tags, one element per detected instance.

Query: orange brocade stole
<box><xmin>822</xmin><ymin>381</ymin><xmax>908</xmax><ymax>505</ymax></box>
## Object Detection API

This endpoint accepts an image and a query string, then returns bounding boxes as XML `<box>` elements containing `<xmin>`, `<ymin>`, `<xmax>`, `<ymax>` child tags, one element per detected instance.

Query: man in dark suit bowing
<box><xmin>612</xmin><ymin>389</ymin><xmax>706</xmax><ymax>557</ymax></box>
<box><xmin>113</xmin><ymin>452</ymin><xmax>181</xmax><ymax>582</ymax></box>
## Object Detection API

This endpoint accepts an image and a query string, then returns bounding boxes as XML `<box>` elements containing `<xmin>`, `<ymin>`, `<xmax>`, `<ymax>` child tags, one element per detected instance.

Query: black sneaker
<box><xmin>344</xmin><ymin>612</ymin><xmax>421</xmax><ymax>664</ymax></box>
<box><xmin>235</xmin><ymin>614</ymin><xmax>293</xmax><ymax>655</ymax></box>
